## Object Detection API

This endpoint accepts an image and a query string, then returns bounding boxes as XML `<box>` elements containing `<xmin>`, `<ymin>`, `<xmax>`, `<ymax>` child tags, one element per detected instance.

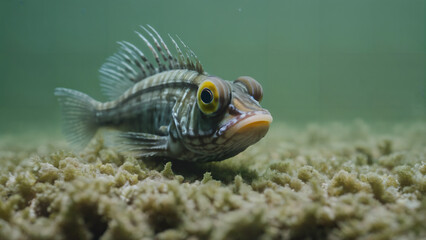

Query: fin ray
<box><xmin>99</xmin><ymin>25</ymin><xmax>205</xmax><ymax>101</ymax></box>
<box><xmin>105</xmin><ymin>131</ymin><xmax>168</xmax><ymax>158</ymax></box>
<box><xmin>54</xmin><ymin>88</ymin><xmax>100</xmax><ymax>149</ymax></box>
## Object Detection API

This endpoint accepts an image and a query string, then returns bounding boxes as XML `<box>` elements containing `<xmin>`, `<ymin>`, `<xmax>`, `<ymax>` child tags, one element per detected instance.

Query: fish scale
<box><xmin>100</xmin><ymin>70</ymin><xmax>202</xmax><ymax>133</ymax></box>
<box><xmin>54</xmin><ymin>25</ymin><xmax>272</xmax><ymax>162</ymax></box>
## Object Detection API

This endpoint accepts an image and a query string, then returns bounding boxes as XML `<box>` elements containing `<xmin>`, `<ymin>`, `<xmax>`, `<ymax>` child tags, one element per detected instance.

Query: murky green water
<box><xmin>1</xmin><ymin>0</ymin><xmax>425</xmax><ymax>135</ymax></box>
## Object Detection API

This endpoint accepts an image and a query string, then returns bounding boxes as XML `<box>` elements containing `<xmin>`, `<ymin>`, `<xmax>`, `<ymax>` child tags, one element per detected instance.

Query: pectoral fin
<box><xmin>118</xmin><ymin>132</ymin><xmax>168</xmax><ymax>158</ymax></box>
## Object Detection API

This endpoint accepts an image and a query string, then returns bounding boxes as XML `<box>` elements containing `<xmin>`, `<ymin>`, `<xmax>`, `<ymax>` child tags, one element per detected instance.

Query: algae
<box><xmin>0</xmin><ymin>121</ymin><xmax>425</xmax><ymax>240</ymax></box>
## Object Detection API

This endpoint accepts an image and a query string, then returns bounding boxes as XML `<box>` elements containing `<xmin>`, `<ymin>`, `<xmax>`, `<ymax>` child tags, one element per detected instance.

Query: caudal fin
<box><xmin>54</xmin><ymin>88</ymin><xmax>100</xmax><ymax>148</ymax></box>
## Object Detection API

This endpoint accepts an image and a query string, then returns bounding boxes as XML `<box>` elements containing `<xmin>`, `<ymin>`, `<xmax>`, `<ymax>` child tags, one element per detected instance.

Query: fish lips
<box><xmin>216</xmin><ymin>110</ymin><xmax>272</xmax><ymax>142</ymax></box>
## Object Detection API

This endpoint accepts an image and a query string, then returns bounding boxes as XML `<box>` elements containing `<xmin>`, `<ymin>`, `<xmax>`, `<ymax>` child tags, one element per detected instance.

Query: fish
<box><xmin>54</xmin><ymin>25</ymin><xmax>272</xmax><ymax>162</ymax></box>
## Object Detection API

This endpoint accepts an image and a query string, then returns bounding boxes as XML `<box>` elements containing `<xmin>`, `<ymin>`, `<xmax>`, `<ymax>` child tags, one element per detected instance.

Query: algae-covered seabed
<box><xmin>0</xmin><ymin>121</ymin><xmax>425</xmax><ymax>240</ymax></box>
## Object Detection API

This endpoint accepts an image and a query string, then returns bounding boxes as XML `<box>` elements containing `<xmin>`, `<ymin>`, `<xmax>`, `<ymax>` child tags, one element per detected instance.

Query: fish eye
<box><xmin>200</xmin><ymin>88</ymin><xmax>213</xmax><ymax>104</ymax></box>
<box><xmin>197</xmin><ymin>78</ymin><xmax>231</xmax><ymax>116</ymax></box>
<box><xmin>234</xmin><ymin>76</ymin><xmax>263</xmax><ymax>102</ymax></box>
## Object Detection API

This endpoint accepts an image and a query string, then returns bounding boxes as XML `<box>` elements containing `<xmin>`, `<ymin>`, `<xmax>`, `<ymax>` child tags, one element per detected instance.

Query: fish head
<box><xmin>189</xmin><ymin>76</ymin><xmax>272</xmax><ymax>161</ymax></box>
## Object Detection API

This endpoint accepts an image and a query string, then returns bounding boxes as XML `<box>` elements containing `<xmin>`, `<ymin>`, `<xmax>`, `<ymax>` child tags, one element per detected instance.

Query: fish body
<box><xmin>55</xmin><ymin>26</ymin><xmax>272</xmax><ymax>162</ymax></box>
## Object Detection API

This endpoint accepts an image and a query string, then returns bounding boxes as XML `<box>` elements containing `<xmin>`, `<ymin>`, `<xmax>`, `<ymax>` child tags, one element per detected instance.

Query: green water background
<box><xmin>0</xmin><ymin>0</ymin><xmax>425</xmax><ymax>135</ymax></box>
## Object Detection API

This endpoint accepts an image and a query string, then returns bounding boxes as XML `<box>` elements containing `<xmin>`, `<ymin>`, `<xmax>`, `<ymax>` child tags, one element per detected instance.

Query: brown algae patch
<box><xmin>0</xmin><ymin>121</ymin><xmax>425</xmax><ymax>239</ymax></box>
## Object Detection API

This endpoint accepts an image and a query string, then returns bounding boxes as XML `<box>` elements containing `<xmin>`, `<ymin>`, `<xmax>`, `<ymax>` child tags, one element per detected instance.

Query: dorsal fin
<box><xmin>99</xmin><ymin>25</ymin><xmax>205</xmax><ymax>100</ymax></box>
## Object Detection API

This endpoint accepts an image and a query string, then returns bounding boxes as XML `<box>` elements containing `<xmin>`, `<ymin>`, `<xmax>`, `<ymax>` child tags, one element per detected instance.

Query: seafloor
<box><xmin>0</xmin><ymin>121</ymin><xmax>425</xmax><ymax>240</ymax></box>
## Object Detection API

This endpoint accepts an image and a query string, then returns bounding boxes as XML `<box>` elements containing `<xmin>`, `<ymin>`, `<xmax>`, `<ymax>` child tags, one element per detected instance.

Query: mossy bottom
<box><xmin>0</xmin><ymin>121</ymin><xmax>425</xmax><ymax>240</ymax></box>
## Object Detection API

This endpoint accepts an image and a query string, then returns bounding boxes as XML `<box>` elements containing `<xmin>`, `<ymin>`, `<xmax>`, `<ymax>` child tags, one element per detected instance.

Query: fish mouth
<box><xmin>218</xmin><ymin>110</ymin><xmax>273</xmax><ymax>138</ymax></box>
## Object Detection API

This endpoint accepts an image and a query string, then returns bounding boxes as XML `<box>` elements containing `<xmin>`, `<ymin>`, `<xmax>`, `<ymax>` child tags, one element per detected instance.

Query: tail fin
<box><xmin>54</xmin><ymin>88</ymin><xmax>100</xmax><ymax>148</ymax></box>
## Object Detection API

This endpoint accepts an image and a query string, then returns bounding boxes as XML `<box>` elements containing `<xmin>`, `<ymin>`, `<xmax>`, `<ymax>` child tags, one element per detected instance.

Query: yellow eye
<box><xmin>197</xmin><ymin>78</ymin><xmax>231</xmax><ymax>115</ymax></box>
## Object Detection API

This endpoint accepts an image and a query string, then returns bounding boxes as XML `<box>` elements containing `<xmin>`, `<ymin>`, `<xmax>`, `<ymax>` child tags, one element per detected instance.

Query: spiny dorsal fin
<box><xmin>99</xmin><ymin>25</ymin><xmax>205</xmax><ymax>100</ymax></box>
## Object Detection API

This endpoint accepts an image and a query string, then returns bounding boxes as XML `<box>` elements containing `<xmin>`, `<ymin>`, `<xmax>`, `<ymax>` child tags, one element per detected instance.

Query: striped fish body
<box><xmin>55</xmin><ymin>26</ymin><xmax>272</xmax><ymax>162</ymax></box>
<box><xmin>97</xmin><ymin>70</ymin><xmax>201</xmax><ymax>136</ymax></box>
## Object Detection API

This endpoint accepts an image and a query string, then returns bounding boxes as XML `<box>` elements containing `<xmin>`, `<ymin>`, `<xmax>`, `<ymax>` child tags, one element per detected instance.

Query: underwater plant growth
<box><xmin>0</xmin><ymin>122</ymin><xmax>424</xmax><ymax>239</ymax></box>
